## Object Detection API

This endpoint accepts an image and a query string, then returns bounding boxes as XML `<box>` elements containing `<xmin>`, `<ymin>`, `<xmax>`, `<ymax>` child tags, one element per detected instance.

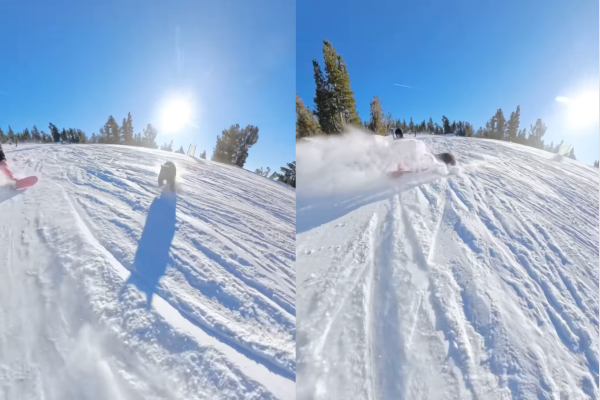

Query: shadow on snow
<box><xmin>125</xmin><ymin>189</ymin><xmax>177</xmax><ymax>308</ymax></box>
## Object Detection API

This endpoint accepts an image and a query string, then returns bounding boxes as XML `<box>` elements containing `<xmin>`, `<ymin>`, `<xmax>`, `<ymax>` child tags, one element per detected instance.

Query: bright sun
<box><xmin>556</xmin><ymin>90</ymin><xmax>599</xmax><ymax>129</ymax></box>
<box><xmin>162</xmin><ymin>98</ymin><xmax>192</xmax><ymax>133</ymax></box>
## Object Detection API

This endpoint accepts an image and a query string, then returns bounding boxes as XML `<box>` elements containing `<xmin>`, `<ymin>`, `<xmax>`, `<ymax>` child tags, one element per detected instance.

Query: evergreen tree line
<box><xmin>297</xmin><ymin>39</ymin><xmax>580</xmax><ymax>162</ymax></box>
<box><xmin>1</xmin><ymin>114</ymin><xmax>293</xmax><ymax>179</ymax></box>
<box><xmin>89</xmin><ymin>113</ymin><xmax>159</xmax><ymax>149</ymax></box>
<box><xmin>360</xmin><ymin>95</ymin><xmax>476</xmax><ymax>137</ymax></box>
<box><xmin>0</xmin><ymin>124</ymin><xmax>83</xmax><ymax>143</ymax></box>
<box><xmin>474</xmin><ymin>107</ymin><xmax>576</xmax><ymax>160</ymax></box>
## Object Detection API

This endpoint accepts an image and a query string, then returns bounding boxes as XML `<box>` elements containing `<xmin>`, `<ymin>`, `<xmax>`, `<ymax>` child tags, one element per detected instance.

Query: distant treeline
<box><xmin>2</xmin><ymin>114</ymin><xmax>296</xmax><ymax>178</ymax></box>
<box><xmin>296</xmin><ymin>39</ymin><xmax>581</xmax><ymax>162</ymax></box>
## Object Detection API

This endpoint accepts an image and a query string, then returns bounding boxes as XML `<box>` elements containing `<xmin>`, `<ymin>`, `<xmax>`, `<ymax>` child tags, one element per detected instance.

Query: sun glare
<box><xmin>162</xmin><ymin>98</ymin><xmax>192</xmax><ymax>133</ymax></box>
<box><xmin>555</xmin><ymin>90</ymin><xmax>599</xmax><ymax>129</ymax></box>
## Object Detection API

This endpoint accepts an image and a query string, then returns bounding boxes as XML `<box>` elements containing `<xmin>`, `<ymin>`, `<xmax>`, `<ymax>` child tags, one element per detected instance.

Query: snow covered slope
<box><xmin>296</xmin><ymin>133</ymin><xmax>599</xmax><ymax>400</ymax></box>
<box><xmin>0</xmin><ymin>143</ymin><xmax>295</xmax><ymax>400</ymax></box>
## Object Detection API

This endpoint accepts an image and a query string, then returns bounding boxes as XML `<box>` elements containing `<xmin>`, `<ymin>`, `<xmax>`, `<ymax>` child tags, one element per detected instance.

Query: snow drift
<box><xmin>0</xmin><ymin>143</ymin><xmax>296</xmax><ymax>400</ymax></box>
<box><xmin>296</xmin><ymin>132</ymin><xmax>599</xmax><ymax>400</ymax></box>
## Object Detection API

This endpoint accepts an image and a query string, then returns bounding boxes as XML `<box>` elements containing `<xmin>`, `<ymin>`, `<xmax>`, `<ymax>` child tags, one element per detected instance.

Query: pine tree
<box><xmin>98</xmin><ymin>116</ymin><xmax>119</xmax><ymax>144</ymax></box>
<box><xmin>212</xmin><ymin>124</ymin><xmax>259</xmax><ymax>168</ymax></box>
<box><xmin>409</xmin><ymin>118</ymin><xmax>415</xmax><ymax>132</ymax></box>
<box><xmin>0</xmin><ymin>127</ymin><xmax>4</xmax><ymax>142</ymax></box>
<box><xmin>90</xmin><ymin>133</ymin><xmax>98</xmax><ymax>143</ymax></box>
<box><xmin>177</xmin><ymin>145</ymin><xmax>185</xmax><ymax>154</ymax></box>
<box><xmin>48</xmin><ymin>124</ymin><xmax>59</xmax><ymax>142</ymax></box>
<box><xmin>442</xmin><ymin>116</ymin><xmax>451</xmax><ymax>133</ymax></box>
<box><xmin>77</xmin><ymin>129</ymin><xmax>87</xmax><ymax>143</ymax></box>
<box><xmin>273</xmin><ymin>161</ymin><xmax>296</xmax><ymax>187</ymax></box>
<box><xmin>322</xmin><ymin>40</ymin><xmax>361</xmax><ymax>129</ymax></box>
<box><xmin>594</xmin><ymin>161</ymin><xmax>598</xmax><ymax>168</ymax></box>
<box><xmin>506</xmin><ymin>106</ymin><xmax>520</xmax><ymax>142</ymax></box>
<box><xmin>516</xmin><ymin>128</ymin><xmax>527</xmax><ymax>144</ymax></box>
<box><xmin>312</xmin><ymin>60</ymin><xmax>337</xmax><ymax>134</ymax></box>
<box><xmin>142</xmin><ymin>124</ymin><xmax>158</xmax><ymax>148</ymax></box>
<box><xmin>109</xmin><ymin>116</ymin><xmax>120</xmax><ymax>144</ymax></box>
<box><xmin>566</xmin><ymin>147</ymin><xmax>577</xmax><ymax>160</ymax></box>
<box><xmin>527</xmin><ymin>119</ymin><xmax>547</xmax><ymax>149</ymax></box>
<box><xmin>7</xmin><ymin>126</ymin><xmax>14</xmax><ymax>141</ymax></box>
<box><xmin>59</xmin><ymin>128</ymin><xmax>67</xmax><ymax>142</ymax></box>
<box><xmin>212</xmin><ymin>125</ymin><xmax>238</xmax><ymax>164</ymax></box>
<box><xmin>120</xmin><ymin>112</ymin><xmax>134</xmax><ymax>145</ymax></box>
<box><xmin>31</xmin><ymin>125</ymin><xmax>41</xmax><ymax>141</ymax></box>
<box><xmin>200</xmin><ymin>150</ymin><xmax>206</xmax><ymax>159</ymax></box>
<box><xmin>465</xmin><ymin>122</ymin><xmax>474</xmax><ymax>137</ymax></box>
<box><xmin>98</xmin><ymin>122</ymin><xmax>110</xmax><ymax>143</ymax></box>
<box><xmin>21</xmin><ymin>127</ymin><xmax>30</xmax><ymax>141</ymax></box>
<box><xmin>384</xmin><ymin>113</ymin><xmax>395</xmax><ymax>133</ymax></box>
<box><xmin>494</xmin><ymin>109</ymin><xmax>506</xmax><ymax>140</ymax></box>
<box><xmin>368</xmin><ymin>96</ymin><xmax>386</xmax><ymax>135</ymax></box>
<box><xmin>451</xmin><ymin>121</ymin><xmax>457</xmax><ymax>133</ymax></box>
<box><xmin>233</xmin><ymin>125</ymin><xmax>259</xmax><ymax>167</ymax></box>
<box><xmin>426</xmin><ymin>118</ymin><xmax>434</xmax><ymax>133</ymax></box>
<box><xmin>296</xmin><ymin>94</ymin><xmax>322</xmax><ymax>139</ymax></box>
<box><xmin>455</xmin><ymin>121</ymin><xmax>464</xmax><ymax>136</ymax></box>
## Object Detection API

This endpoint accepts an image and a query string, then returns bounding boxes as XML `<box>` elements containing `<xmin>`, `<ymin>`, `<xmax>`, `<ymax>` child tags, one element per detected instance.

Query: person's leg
<box><xmin>0</xmin><ymin>161</ymin><xmax>16</xmax><ymax>181</ymax></box>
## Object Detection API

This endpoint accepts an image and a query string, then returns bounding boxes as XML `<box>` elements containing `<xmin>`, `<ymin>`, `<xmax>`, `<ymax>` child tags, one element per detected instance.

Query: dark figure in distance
<box><xmin>158</xmin><ymin>161</ymin><xmax>177</xmax><ymax>191</ymax></box>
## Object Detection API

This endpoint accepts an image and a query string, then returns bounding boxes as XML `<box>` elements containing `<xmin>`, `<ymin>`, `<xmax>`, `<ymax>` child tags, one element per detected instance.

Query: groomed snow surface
<box><xmin>296</xmin><ymin>131</ymin><xmax>599</xmax><ymax>400</ymax></box>
<box><xmin>0</xmin><ymin>143</ymin><xmax>295</xmax><ymax>400</ymax></box>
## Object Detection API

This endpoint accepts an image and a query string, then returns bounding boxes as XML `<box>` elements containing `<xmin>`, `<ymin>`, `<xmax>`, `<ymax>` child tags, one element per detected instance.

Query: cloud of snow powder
<box><xmin>297</xmin><ymin>127</ymin><xmax>446</xmax><ymax>197</ymax></box>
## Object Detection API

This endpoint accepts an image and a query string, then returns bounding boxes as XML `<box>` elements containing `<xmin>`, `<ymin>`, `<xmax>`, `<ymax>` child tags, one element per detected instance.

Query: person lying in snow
<box><xmin>385</xmin><ymin>139</ymin><xmax>457</xmax><ymax>178</ymax></box>
<box><xmin>390</xmin><ymin>152</ymin><xmax>456</xmax><ymax>177</ymax></box>
<box><xmin>158</xmin><ymin>161</ymin><xmax>177</xmax><ymax>191</ymax></box>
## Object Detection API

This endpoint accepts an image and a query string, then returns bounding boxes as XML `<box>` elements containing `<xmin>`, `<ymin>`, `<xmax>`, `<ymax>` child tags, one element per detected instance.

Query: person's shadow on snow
<box><xmin>125</xmin><ymin>189</ymin><xmax>177</xmax><ymax>308</ymax></box>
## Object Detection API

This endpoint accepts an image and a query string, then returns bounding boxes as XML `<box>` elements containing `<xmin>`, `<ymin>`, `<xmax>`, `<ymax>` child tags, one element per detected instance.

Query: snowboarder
<box><xmin>158</xmin><ymin>161</ymin><xmax>177</xmax><ymax>191</ymax></box>
<box><xmin>394</xmin><ymin>128</ymin><xmax>403</xmax><ymax>139</ymax></box>
<box><xmin>0</xmin><ymin>143</ymin><xmax>16</xmax><ymax>181</ymax></box>
<box><xmin>0</xmin><ymin>143</ymin><xmax>38</xmax><ymax>189</ymax></box>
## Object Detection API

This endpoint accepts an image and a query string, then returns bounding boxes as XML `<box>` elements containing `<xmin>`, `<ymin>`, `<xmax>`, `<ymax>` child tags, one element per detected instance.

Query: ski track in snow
<box><xmin>297</xmin><ymin>135</ymin><xmax>599</xmax><ymax>400</ymax></box>
<box><xmin>0</xmin><ymin>143</ymin><xmax>296</xmax><ymax>400</ymax></box>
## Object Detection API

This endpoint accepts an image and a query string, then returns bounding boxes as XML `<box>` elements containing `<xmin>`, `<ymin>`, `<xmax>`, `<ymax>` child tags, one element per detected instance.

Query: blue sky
<box><xmin>297</xmin><ymin>0</ymin><xmax>599</xmax><ymax>164</ymax></box>
<box><xmin>0</xmin><ymin>0</ymin><xmax>295</xmax><ymax>173</ymax></box>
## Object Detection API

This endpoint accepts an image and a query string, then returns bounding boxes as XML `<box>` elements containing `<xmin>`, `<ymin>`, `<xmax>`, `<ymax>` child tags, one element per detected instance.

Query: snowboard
<box><xmin>14</xmin><ymin>176</ymin><xmax>38</xmax><ymax>190</ymax></box>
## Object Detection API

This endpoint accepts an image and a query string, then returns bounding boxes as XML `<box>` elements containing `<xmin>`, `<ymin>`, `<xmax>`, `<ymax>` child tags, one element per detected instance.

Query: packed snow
<box><xmin>296</xmin><ymin>131</ymin><xmax>599</xmax><ymax>400</ymax></box>
<box><xmin>0</xmin><ymin>142</ymin><xmax>295</xmax><ymax>400</ymax></box>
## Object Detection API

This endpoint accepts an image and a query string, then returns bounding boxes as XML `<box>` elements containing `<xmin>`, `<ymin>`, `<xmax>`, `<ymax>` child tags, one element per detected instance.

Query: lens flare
<box><xmin>162</xmin><ymin>98</ymin><xmax>192</xmax><ymax>133</ymax></box>
<box><xmin>556</xmin><ymin>90</ymin><xmax>599</xmax><ymax>129</ymax></box>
